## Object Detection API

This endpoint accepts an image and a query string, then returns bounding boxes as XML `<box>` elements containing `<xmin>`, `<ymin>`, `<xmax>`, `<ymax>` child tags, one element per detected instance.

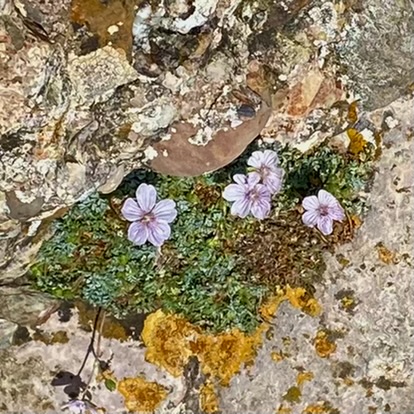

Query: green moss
<box><xmin>30</xmin><ymin>142</ymin><xmax>375</xmax><ymax>332</ymax></box>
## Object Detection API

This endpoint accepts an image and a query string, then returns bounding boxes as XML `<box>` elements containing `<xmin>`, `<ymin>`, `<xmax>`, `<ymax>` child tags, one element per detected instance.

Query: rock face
<box><xmin>0</xmin><ymin>0</ymin><xmax>413</xmax><ymax>396</ymax></box>
<box><xmin>338</xmin><ymin>0</ymin><xmax>414</xmax><ymax>110</ymax></box>
<box><xmin>0</xmin><ymin>96</ymin><xmax>412</xmax><ymax>414</ymax></box>
<box><xmin>1</xmin><ymin>0</ymin><xmax>413</xmax><ymax>282</ymax></box>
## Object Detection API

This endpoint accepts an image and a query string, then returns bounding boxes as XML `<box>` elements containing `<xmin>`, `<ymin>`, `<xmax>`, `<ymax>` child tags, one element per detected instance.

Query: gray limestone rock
<box><xmin>338</xmin><ymin>0</ymin><xmax>414</xmax><ymax>110</ymax></box>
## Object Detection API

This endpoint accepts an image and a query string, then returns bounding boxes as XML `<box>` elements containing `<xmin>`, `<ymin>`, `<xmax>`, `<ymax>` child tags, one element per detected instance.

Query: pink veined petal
<box><xmin>302</xmin><ymin>210</ymin><xmax>319</xmax><ymax>227</ymax></box>
<box><xmin>230</xmin><ymin>198</ymin><xmax>251</xmax><ymax>218</ymax></box>
<box><xmin>121</xmin><ymin>198</ymin><xmax>145</xmax><ymax>222</ymax></box>
<box><xmin>251</xmin><ymin>198</ymin><xmax>271</xmax><ymax>219</ymax></box>
<box><xmin>302</xmin><ymin>195</ymin><xmax>320</xmax><ymax>211</ymax></box>
<box><xmin>255</xmin><ymin>183</ymin><xmax>271</xmax><ymax>199</ymax></box>
<box><xmin>127</xmin><ymin>221</ymin><xmax>149</xmax><ymax>245</ymax></box>
<box><xmin>329</xmin><ymin>204</ymin><xmax>345</xmax><ymax>221</ymax></box>
<box><xmin>262</xmin><ymin>149</ymin><xmax>278</xmax><ymax>167</ymax></box>
<box><xmin>148</xmin><ymin>220</ymin><xmax>171</xmax><ymax>246</ymax></box>
<box><xmin>246</xmin><ymin>172</ymin><xmax>261</xmax><ymax>187</ymax></box>
<box><xmin>136</xmin><ymin>183</ymin><xmax>157</xmax><ymax>212</ymax></box>
<box><xmin>223</xmin><ymin>183</ymin><xmax>246</xmax><ymax>201</ymax></box>
<box><xmin>317</xmin><ymin>215</ymin><xmax>334</xmax><ymax>235</ymax></box>
<box><xmin>233</xmin><ymin>174</ymin><xmax>247</xmax><ymax>185</ymax></box>
<box><xmin>152</xmin><ymin>199</ymin><xmax>177</xmax><ymax>223</ymax></box>
<box><xmin>247</xmin><ymin>151</ymin><xmax>263</xmax><ymax>168</ymax></box>
<box><xmin>318</xmin><ymin>189</ymin><xmax>339</xmax><ymax>208</ymax></box>
<box><xmin>264</xmin><ymin>168</ymin><xmax>284</xmax><ymax>194</ymax></box>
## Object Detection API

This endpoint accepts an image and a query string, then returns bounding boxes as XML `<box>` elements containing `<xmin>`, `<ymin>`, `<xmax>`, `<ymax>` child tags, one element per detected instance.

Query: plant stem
<box><xmin>77</xmin><ymin>307</ymin><xmax>102</xmax><ymax>377</ymax></box>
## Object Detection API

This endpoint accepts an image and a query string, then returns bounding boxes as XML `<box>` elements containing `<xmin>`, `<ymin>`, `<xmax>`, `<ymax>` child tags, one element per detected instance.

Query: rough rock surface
<box><xmin>2</xmin><ymin>0</ymin><xmax>413</xmax><ymax>283</ymax></box>
<box><xmin>0</xmin><ymin>0</ymin><xmax>414</xmax><ymax>412</ymax></box>
<box><xmin>0</xmin><ymin>97</ymin><xmax>412</xmax><ymax>413</ymax></box>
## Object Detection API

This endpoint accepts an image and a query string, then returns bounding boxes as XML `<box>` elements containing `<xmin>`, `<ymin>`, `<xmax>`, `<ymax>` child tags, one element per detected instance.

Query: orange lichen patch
<box><xmin>302</xmin><ymin>403</ymin><xmax>330</xmax><ymax>414</ymax></box>
<box><xmin>314</xmin><ymin>330</ymin><xmax>337</xmax><ymax>358</ymax></box>
<box><xmin>199</xmin><ymin>381</ymin><xmax>219</xmax><ymax>413</ymax></box>
<box><xmin>297</xmin><ymin>372</ymin><xmax>314</xmax><ymax>388</ymax></box>
<box><xmin>347</xmin><ymin>128</ymin><xmax>367</xmax><ymax>156</ymax></box>
<box><xmin>376</xmin><ymin>243</ymin><xmax>397</xmax><ymax>265</ymax></box>
<box><xmin>196</xmin><ymin>325</ymin><xmax>266</xmax><ymax>385</ymax></box>
<box><xmin>271</xmin><ymin>350</ymin><xmax>285</xmax><ymax>362</ymax></box>
<box><xmin>141</xmin><ymin>310</ymin><xmax>200</xmax><ymax>377</ymax></box>
<box><xmin>285</xmin><ymin>285</ymin><xmax>322</xmax><ymax>317</ymax></box>
<box><xmin>347</xmin><ymin>101</ymin><xmax>359</xmax><ymax>124</ymax></box>
<box><xmin>351</xmin><ymin>215</ymin><xmax>363</xmax><ymax>229</ymax></box>
<box><xmin>142</xmin><ymin>310</ymin><xmax>267</xmax><ymax>386</ymax></box>
<box><xmin>260</xmin><ymin>289</ymin><xmax>286</xmax><ymax>321</ymax></box>
<box><xmin>118</xmin><ymin>377</ymin><xmax>167</xmax><ymax>413</ymax></box>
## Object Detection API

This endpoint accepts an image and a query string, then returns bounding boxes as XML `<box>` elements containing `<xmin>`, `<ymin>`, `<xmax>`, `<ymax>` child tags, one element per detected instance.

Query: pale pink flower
<box><xmin>247</xmin><ymin>150</ymin><xmax>284</xmax><ymax>194</ymax></box>
<box><xmin>223</xmin><ymin>173</ymin><xmax>271</xmax><ymax>219</ymax></box>
<box><xmin>121</xmin><ymin>184</ymin><xmax>177</xmax><ymax>246</ymax></box>
<box><xmin>302</xmin><ymin>190</ymin><xmax>345</xmax><ymax>235</ymax></box>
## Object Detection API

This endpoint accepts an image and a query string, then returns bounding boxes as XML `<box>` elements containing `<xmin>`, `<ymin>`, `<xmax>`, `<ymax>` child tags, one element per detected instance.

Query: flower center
<box><xmin>318</xmin><ymin>205</ymin><xmax>330</xmax><ymax>217</ymax></box>
<box><xmin>142</xmin><ymin>213</ymin><xmax>155</xmax><ymax>223</ymax></box>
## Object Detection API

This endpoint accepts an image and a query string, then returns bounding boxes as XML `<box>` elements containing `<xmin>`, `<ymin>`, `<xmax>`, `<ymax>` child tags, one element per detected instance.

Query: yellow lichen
<box><xmin>259</xmin><ymin>289</ymin><xmax>286</xmax><ymax>321</ymax></box>
<box><xmin>302</xmin><ymin>404</ymin><xmax>329</xmax><ymax>414</ymax></box>
<box><xmin>347</xmin><ymin>101</ymin><xmax>359</xmax><ymax>124</ymax></box>
<box><xmin>376</xmin><ymin>243</ymin><xmax>397</xmax><ymax>265</ymax></box>
<box><xmin>271</xmin><ymin>351</ymin><xmax>285</xmax><ymax>362</ymax></box>
<box><xmin>285</xmin><ymin>285</ymin><xmax>322</xmax><ymax>317</ymax></box>
<box><xmin>141</xmin><ymin>310</ymin><xmax>199</xmax><ymax>377</ymax></box>
<box><xmin>118</xmin><ymin>377</ymin><xmax>167</xmax><ymax>413</ymax></box>
<box><xmin>340</xmin><ymin>296</ymin><xmax>355</xmax><ymax>310</ymax></box>
<box><xmin>142</xmin><ymin>310</ymin><xmax>267</xmax><ymax>386</ymax></box>
<box><xmin>314</xmin><ymin>330</ymin><xmax>337</xmax><ymax>358</ymax></box>
<box><xmin>347</xmin><ymin>128</ymin><xmax>367</xmax><ymax>156</ymax></box>
<box><xmin>283</xmin><ymin>386</ymin><xmax>301</xmax><ymax>403</ymax></box>
<box><xmin>297</xmin><ymin>371</ymin><xmax>314</xmax><ymax>388</ymax></box>
<box><xmin>199</xmin><ymin>381</ymin><xmax>219</xmax><ymax>413</ymax></box>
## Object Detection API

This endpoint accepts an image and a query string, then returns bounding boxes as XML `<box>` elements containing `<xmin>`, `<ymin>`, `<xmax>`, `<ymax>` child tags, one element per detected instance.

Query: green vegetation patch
<box><xmin>30</xmin><ymin>142</ymin><xmax>375</xmax><ymax>332</ymax></box>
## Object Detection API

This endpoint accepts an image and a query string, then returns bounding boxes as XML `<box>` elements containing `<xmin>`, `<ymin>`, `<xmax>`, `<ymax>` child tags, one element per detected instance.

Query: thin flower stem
<box><xmin>77</xmin><ymin>307</ymin><xmax>102</xmax><ymax>377</ymax></box>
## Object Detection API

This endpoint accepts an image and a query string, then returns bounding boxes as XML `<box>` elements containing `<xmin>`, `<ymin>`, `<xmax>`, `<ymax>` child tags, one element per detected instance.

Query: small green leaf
<box><xmin>105</xmin><ymin>378</ymin><xmax>117</xmax><ymax>392</ymax></box>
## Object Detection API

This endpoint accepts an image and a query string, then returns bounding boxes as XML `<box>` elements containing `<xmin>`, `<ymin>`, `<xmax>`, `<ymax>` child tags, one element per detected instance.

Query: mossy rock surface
<box><xmin>30</xmin><ymin>143</ymin><xmax>375</xmax><ymax>332</ymax></box>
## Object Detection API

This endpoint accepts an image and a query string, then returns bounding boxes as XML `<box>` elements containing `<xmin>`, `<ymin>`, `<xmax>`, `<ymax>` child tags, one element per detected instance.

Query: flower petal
<box><xmin>247</xmin><ymin>151</ymin><xmax>264</xmax><ymax>168</ymax></box>
<box><xmin>148</xmin><ymin>220</ymin><xmax>171</xmax><ymax>246</ymax></box>
<box><xmin>246</xmin><ymin>172</ymin><xmax>261</xmax><ymax>187</ymax></box>
<box><xmin>329</xmin><ymin>204</ymin><xmax>345</xmax><ymax>221</ymax></box>
<box><xmin>233</xmin><ymin>174</ymin><xmax>247</xmax><ymax>185</ymax></box>
<box><xmin>302</xmin><ymin>195</ymin><xmax>320</xmax><ymax>211</ymax></box>
<box><xmin>153</xmin><ymin>199</ymin><xmax>177</xmax><ymax>223</ymax></box>
<box><xmin>128</xmin><ymin>221</ymin><xmax>149</xmax><ymax>245</ymax></box>
<box><xmin>251</xmin><ymin>198</ymin><xmax>271</xmax><ymax>219</ymax></box>
<box><xmin>317</xmin><ymin>215</ymin><xmax>333</xmax><ymax>235</ymax></box>
<box><xmin>302</xmin><ymin>210</ymin><xmax>319</xmax><ymax>227</ymax></box>
<box><xmin>136</xmin><ymin>184</ymin><xmax>157</xmax><ymax>212</ymax></box>
<box><xmin>318</xmin><ymin>189</ymin><xmax>339</xmax><ymax>208</ymax></box>
<box><xmin>262</xmin><ymin>149</ymin><xmax>279</xmax><ymax>167</ymax></box>
<box><xmin>264</xmin><ymin>168</ymin><xmax>284</xmax><ymax>194</ymax></box>
<box><xmin>223</xmin><ymin>183</ymin><xmax>245</xmax><ymax>201</ymax></box>
<box><xmin>230</xmin><ymin>198</ymin><xmax>251</xmax><ymax>218</ymax></box>
<box><xmin>121</xmin><ymin>198</ymin><xmax>145</xmax><ymax>222</ymax></box>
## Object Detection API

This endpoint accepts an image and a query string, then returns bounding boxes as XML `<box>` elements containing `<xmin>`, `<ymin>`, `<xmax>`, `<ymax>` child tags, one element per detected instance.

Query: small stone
<box><xmin>0</xmin><ymin>319</ymin><xmax>18</xmax><ymax>349</ymax></box>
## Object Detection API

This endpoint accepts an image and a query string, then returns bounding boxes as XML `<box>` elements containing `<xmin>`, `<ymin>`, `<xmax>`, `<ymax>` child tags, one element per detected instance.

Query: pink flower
<box><xmin>223</xmin><ymin>173</ymin><xmax>271</xmax><ymax>219</ymax></box>
<box><xmin>121</xmin><ymin>184</ymin><xmax>177</xmax><ymax>246</ymax></box>
<box><xmin>62</xmin><ymin>400</ymin><xmax>98</xmax><ymax>414</ymax></box>
<box><xmin>302</xmin><ymin>190</ymin><xmax>345</xmax><ymax>235</ymax></box>
<box><xmin>247</xmin><ymin>150</ymin><xmax>284</xmax><ymax>194</ymax></box>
